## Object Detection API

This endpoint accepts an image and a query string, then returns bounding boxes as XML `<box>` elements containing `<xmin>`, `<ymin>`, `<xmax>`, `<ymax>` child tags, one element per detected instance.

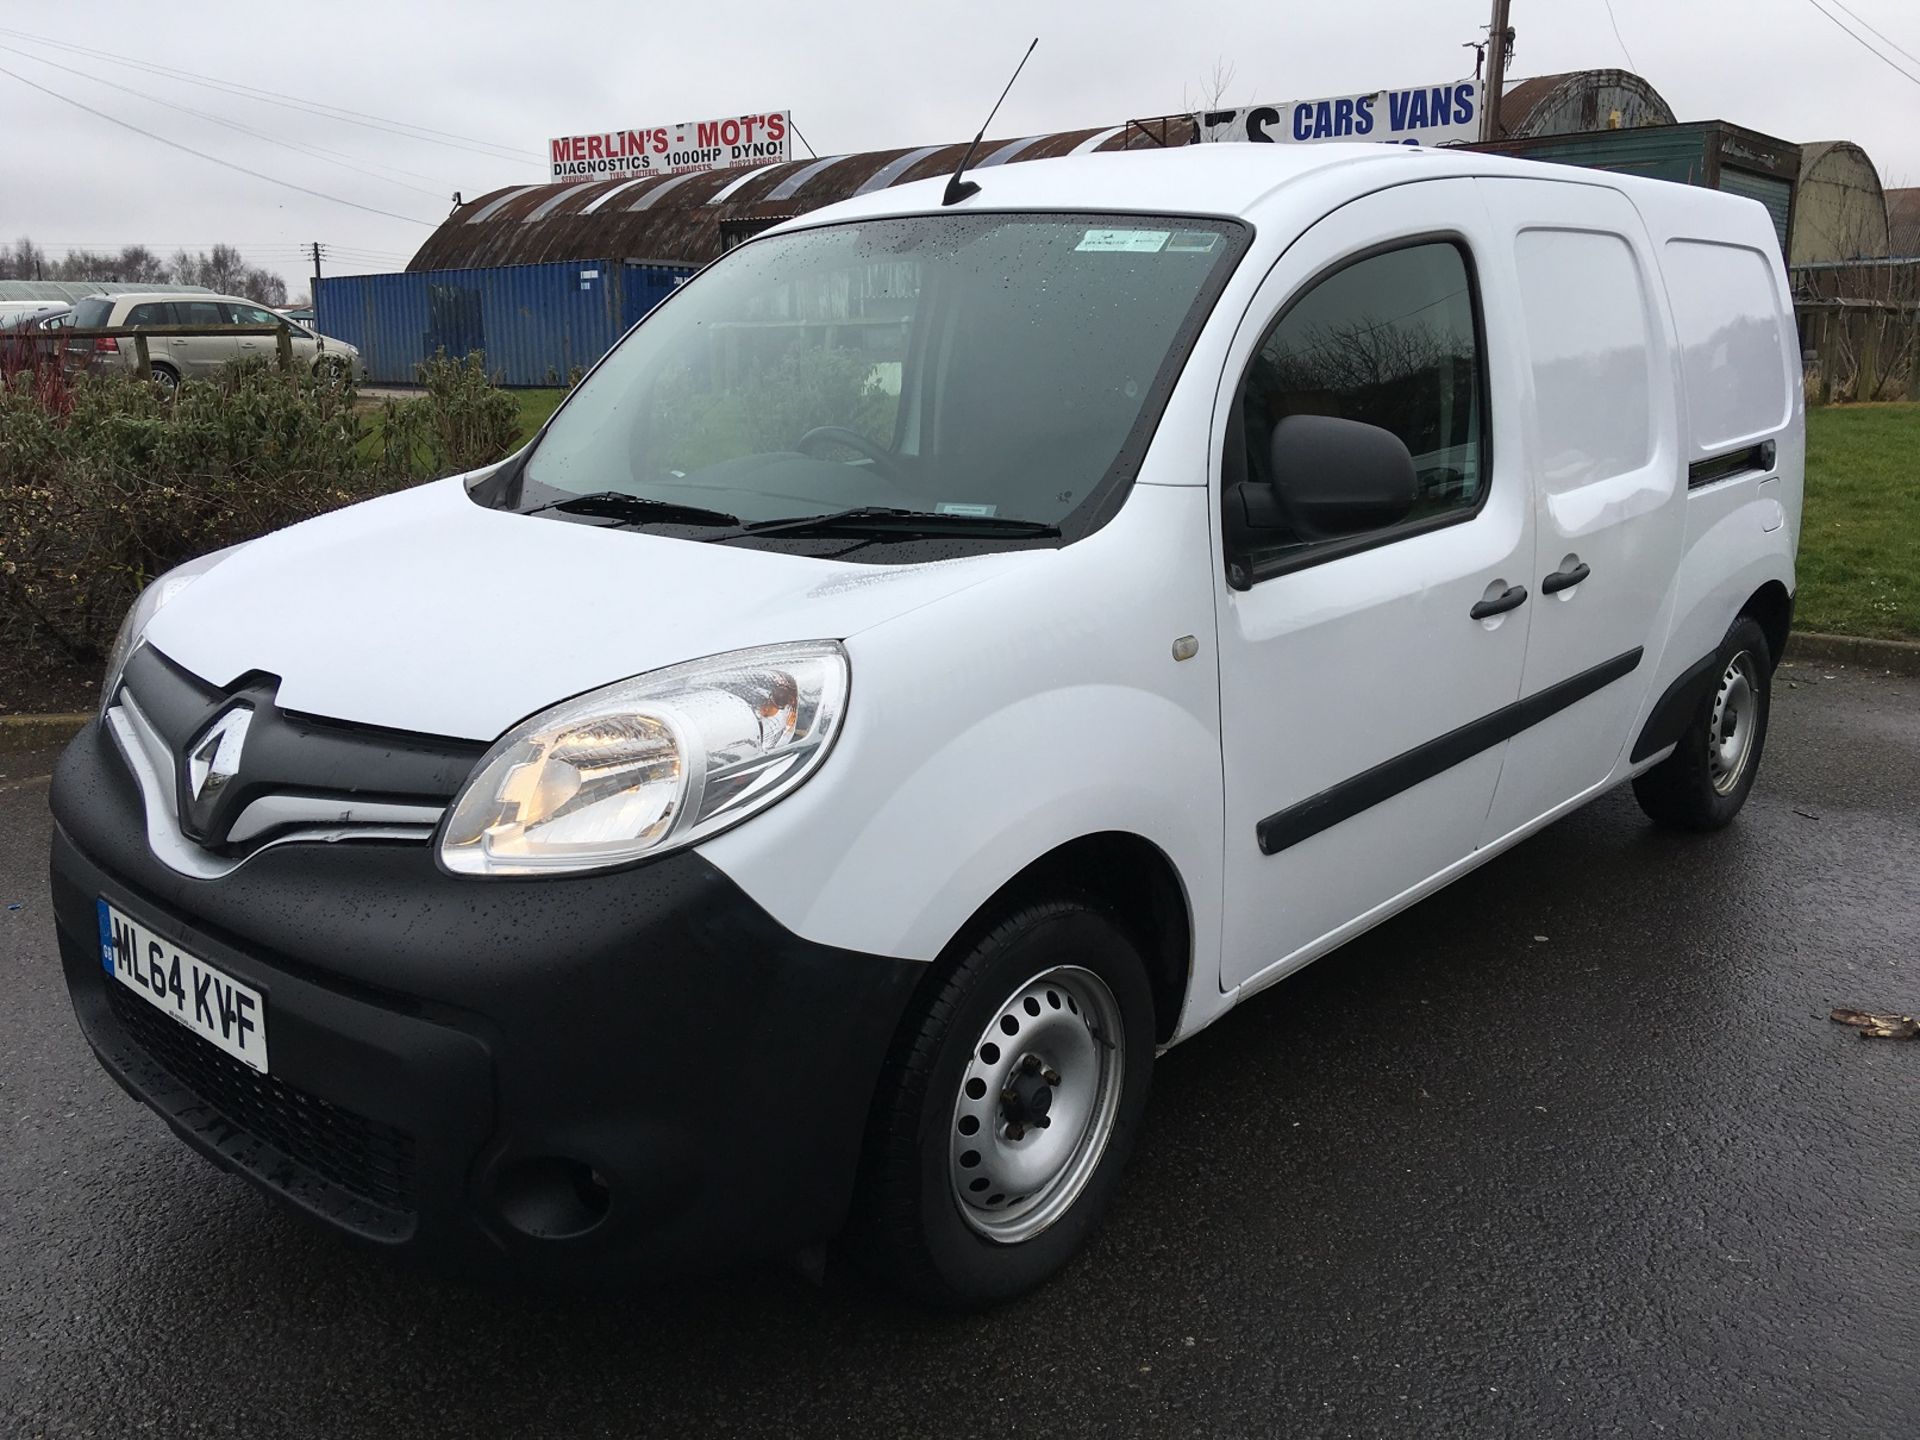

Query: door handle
<box><xmin>1470</xmin><ymin>584</ymin><xmax>1529</xmax><ymax>620</ymax></box>
<box><xmin>1541</xmin><ymin>562</ymin><xmax>1591</xmax><ymax>595</ymax></box>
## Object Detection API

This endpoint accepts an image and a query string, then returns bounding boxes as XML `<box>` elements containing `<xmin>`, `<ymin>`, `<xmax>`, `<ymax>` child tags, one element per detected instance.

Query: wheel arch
<box><xmin>934</xmin><ymin>831</ymin><xmax>1194</xmax><ymax>1046</ymax></box>
<box><xmin>1740</xmin><ymin>578</ymin><xmax>1794</xmax><ymax>667</ymax></box>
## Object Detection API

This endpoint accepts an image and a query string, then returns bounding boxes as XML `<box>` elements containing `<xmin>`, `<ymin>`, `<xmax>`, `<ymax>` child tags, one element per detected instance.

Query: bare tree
<box><xmin>116</xmin><ymin>245</ymin><xmax>169</xmax><ymax>284</ymax></box>
<box><xmin>4</xmin><ymin>235</ymin><xmax>289</xmax><ymax>304</ymax></box>
<box><xmin>0</xmin><ymin>236</ymin><xmax>49</xmax><ymax>280</ymax></box>
<box><xmin>1183</xmin><ymin>57</ymin><xmax>1240</xmax><ymax>116</ymax></box>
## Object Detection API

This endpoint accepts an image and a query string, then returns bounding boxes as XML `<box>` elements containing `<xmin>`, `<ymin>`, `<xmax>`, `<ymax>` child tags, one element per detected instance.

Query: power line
<box><xmin>1799</xmin><ymin>0</ymin><xmax>1920</xmax><ymax>85</ymax></box>
<box><xmin>1600</xmin><ymin>0</ymin><xmax>1639</xmax><ymax>70</ymax></box>
<box><xmin>0</xmin><ymin>42</ymin><xmax>452</xmax><ymax>200</ymax></box>
<box><xmin>1823</xmin><ymin>0</ymin><xmax>1920</xmax><ymax>67</ymax></box>
<box><xmin>0</xmin><ymin>62</ymin><xmax>436</xmax><ymax>224</ymax></box>
<box><xmin>0</xmin><ymin>26</ymin><xmax>540</xmax><ymax>164</ymax></box>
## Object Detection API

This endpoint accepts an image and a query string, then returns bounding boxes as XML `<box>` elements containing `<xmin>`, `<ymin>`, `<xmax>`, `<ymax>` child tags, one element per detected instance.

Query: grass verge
<box><xmin>1798</xmin><ymin>403</ymin><xmax>1919</xmax><ymax>642</ymax></box>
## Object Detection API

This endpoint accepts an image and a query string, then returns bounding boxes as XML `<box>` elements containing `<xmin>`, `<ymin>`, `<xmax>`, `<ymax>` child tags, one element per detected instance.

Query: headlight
<box><xmin>440</xmin><ymin>641</ymin><xmax>849</xmax><ymax>877</ymax></box>
<box><xmin>99</xmin><ymin>547</ymin><xmax>241</xmax><ymax>717</ymax></box>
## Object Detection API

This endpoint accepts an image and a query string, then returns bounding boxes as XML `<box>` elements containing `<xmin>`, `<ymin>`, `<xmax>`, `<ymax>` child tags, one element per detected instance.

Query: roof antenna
<box><xmin>943</xmin><ymin>37</ymin><xmax>1039</xmax><ymax>206</ymax></box>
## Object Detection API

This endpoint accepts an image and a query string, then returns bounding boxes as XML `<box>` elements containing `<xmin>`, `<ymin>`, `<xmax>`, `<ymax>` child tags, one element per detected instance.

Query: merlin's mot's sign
<box><xmin>1195</xmin><ymin>80</ymin><xmax>1479</xmax><ymax>148</ymax></box>
<box><xmin>549</xmin><ymin>111</ymin><xmax>790</xmax><ymax>181</ymax></box>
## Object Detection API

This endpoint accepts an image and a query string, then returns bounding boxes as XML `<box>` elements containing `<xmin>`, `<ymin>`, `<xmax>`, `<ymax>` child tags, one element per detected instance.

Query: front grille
<box><xmin>106</xmin><ymin>983</ymin><xmax>417</xmax><ymax>1214</ymax></box>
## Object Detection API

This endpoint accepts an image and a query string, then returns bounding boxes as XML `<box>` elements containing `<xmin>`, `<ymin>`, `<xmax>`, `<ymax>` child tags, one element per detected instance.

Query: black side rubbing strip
<box><xmin>1629</xmin><ymin>651</ymin><xmax>1720</xmax><ymax>763</ymax></box>
<box><xmin>1689</xmin><ymin>440</ymin><xmax>1775</xmax><ymax>490</ymax></box>
<box><xmin>1256</xmin><ymin>648</ymin><xmax>1644</xmax><ymax>855</ymax></box>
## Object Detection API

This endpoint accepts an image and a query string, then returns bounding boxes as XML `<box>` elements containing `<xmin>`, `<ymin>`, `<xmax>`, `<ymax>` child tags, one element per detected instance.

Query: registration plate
<box><xmin>97</xmin><ymin>899</ymin><xmax>270</xmax><ymax>1073</ymax></box>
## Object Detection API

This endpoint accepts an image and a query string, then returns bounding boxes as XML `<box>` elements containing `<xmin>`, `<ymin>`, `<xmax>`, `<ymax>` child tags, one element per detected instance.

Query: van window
<box><xmin>1513</xmin><ymin>229</ymin><xmax>1653</xmax><ymax>489</ymax></box>
<box><xmin>1661</xmin><ymin>239</ymin><xmax>1791</xmax><ymax>455</ymax></box>
<box><xmin>1231</xmin><ymin>241</ymin><xmax>1485</xmax><ymax>566</ymax></box>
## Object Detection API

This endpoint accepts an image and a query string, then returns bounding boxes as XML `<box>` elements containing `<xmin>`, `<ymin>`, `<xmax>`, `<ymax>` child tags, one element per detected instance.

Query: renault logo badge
<box><xmin>187</xmin><ymin>706</ymin><xmax>253</xmax><ymax>804</ymax></box>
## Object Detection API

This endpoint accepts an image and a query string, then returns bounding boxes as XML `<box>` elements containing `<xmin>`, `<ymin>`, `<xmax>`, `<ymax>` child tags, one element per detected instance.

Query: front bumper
<box><xmin>49</xmin><ymin>720</ymin><xmax>922</xmax><ymax>1278</ymax></box>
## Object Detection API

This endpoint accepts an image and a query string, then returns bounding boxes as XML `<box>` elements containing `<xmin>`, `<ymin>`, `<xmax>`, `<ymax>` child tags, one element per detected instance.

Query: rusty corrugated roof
<box><xmin>1493</xmin><ymin>69</ymin><xmax>1674</xmax><ymax>140</ymax></box>
<box><xmin>407</xmin><ymin>122</ymin><xmax>1183</xmax><ymax>272</ymax></box>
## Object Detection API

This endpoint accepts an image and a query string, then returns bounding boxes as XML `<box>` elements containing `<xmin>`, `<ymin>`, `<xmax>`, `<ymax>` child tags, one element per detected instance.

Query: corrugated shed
<box><xmin>1494</xmin><ymin>69</ymin><xmax>1675</xmax><ymax>139</ymax></box>
<box><xmin>314</xmin><ymin>259</ymin><xmax>690</xmax><ymax>386</ymax></box>
<box><xmin>0</xmin><ymin>279</ymin><xmax>215</xmax><ymax>301</ymax></box>
<box><xmin>1790</xmin><ymin>141</ymin><xmax>1890</xmax><ymax>264</ymax></box>
<box><xmin>1892</xmin><ymin>189</ymin><xmax>1920</xmax><ymax>258</ymax></box>
<box><xmin>407</xmin><ymin>124</ymin><xmax>1165</xmax><ymax>272</ymax></box>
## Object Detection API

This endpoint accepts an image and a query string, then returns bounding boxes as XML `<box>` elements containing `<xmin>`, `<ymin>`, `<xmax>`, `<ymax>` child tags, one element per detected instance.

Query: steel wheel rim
<box><xmin>1708</xmin><ymin>650</ymin><xmax>1759</xmax><ymax>795</ymax></box>
<box><xmin>948</xmin><ymin>965</ymin><xmax>1125</xmax><ymax>1245</ymax></box>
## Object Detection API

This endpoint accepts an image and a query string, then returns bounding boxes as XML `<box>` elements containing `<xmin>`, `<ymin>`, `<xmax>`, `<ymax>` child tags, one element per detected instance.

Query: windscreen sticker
<box><xmin>1165</xmin><ymin>231</ymin><xmax>1221</xmax><ymax>254</ymax></box>
<box><xmin>936</xmin><ymin>502</ymin><xmax>999</xmax><ymax>516</ymax></box>
<box><xmin>1076</xmin><ymin>228</ymin><xmax>1171</xmax><ymax>253</ymax></box>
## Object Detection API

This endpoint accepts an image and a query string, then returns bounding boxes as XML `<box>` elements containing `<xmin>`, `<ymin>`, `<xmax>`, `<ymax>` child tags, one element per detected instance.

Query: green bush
<box><xmin>377</xmin><ymin>351</ymin><xmax>522</xmax><ymax>478</ymax></box>
<box><xmin>1</xmin><ymin>350</ymin><xmax>525</xmax><ymax>681</ymax></box>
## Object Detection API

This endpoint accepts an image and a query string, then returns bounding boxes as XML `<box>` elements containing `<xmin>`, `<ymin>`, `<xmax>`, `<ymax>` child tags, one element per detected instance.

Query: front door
<box><xmin>1215</xmin><ymin>179</ymin><xmax>1535</xmax><ymax>993</ymax></box>
<box><xmin>1474</xmin><ymin>179</ymin><xmax>1684</xmax><ymax>841</ymax></box>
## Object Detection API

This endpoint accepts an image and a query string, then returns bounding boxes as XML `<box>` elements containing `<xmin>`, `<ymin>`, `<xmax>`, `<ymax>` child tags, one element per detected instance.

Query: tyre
<box><xmin>149</xmin><ymin>363</ymin><xmax>180</xmax><ymax>397</ymax></box>
<box><xmin>854</xmin><ymin>895</ymin><xmax>1156</xmax><ymax>1308</ymax></box>
<box><xmin>314</xmin><ymin>355</ymin><xmax>351</xmax><ymax>385</ymax></box>
<box><xmin>1633</xmin><ymin>616</ymin><xmax>1773</xmax><ymax>831</ymax></box>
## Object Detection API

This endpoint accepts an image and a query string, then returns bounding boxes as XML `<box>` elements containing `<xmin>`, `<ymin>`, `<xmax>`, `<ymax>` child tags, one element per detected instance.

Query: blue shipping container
<box><xmin>315</xmin><ymin>259</ymin><xmax>692</xmax><ymax>387</ymax></box>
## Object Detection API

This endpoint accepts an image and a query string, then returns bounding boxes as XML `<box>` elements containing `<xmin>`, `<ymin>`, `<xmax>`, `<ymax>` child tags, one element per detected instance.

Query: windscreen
<box><xmin>519</xmin><ymin>215</ymin><xmax>1242</xmax><ymax>529</ymax></box>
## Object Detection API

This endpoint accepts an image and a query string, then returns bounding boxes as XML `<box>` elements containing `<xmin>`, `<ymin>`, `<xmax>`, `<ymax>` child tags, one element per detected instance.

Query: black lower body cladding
<box><xmin>47</xmin><ymin>720</ymin><xmax>922</xmax><ymax>1279</ymax></box>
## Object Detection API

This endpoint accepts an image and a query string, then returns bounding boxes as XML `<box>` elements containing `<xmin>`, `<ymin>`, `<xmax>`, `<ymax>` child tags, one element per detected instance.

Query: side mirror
<box><xmin>1245</xmin><ymin>414</ymin><xmax>1419</xmax><ymax>543</ymax></box>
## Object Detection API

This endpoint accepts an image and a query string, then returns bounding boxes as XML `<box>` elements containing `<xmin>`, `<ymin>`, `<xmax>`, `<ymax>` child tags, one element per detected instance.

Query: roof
<box><xmin>0</xmin><ymin>279</ymin><xmax>215</xmax><ymax>302</ymax></box>
<box><xmin>781</xmin><ymin>143</ymin><xmax>1441</xmax><ymax>230</ymax></box>
<box><xmin>1494</xmin><ymin>69</ymin><xmax>1675</xmax><ymax>139</ymax></box>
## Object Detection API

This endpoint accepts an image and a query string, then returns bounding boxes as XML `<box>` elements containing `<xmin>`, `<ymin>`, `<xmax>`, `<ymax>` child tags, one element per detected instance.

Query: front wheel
<box><xmin>854</xmin><ymin>896</ymin><xmax>1155</xmax><ymax>1308</ymax></box>
<box><xmin>1633</xmin><ymin>616</ymin><xmax>1773</xmax><ymax>830</ymax></box>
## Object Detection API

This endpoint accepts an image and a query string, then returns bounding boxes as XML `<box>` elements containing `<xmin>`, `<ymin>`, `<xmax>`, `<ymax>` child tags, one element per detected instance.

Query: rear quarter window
<box><xmin>1513</xmin><ymin>228</ymin><xmax>1654</xmax><ymax>490</ymax></box>
<box><xmin>1660</xmin><ymin>239</ymin><xmax>1792</xmax><ymax>456</ymax></box>
<box><xmin>71</xmin><ymin>298</ymin><xmax>114</xmax><ymax>328</ymax></box>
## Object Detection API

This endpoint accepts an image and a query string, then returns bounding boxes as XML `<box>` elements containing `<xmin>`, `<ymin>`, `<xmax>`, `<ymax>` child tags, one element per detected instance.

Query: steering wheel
<box><xmin>795</xmin><ymin>425</ymin><xmax>907</xmax><ymax>484</ymax></box>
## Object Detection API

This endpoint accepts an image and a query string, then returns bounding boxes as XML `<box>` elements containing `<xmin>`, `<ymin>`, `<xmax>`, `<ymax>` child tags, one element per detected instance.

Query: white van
<box><xmin>52</xmin><ymin>143</ymin><xmax>1802</xmax><ymax>1307</ymax></box>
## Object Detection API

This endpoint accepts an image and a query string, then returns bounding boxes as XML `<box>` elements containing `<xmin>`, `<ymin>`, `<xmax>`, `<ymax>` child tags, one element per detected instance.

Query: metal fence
<box><xmin>315</xmin><ymin>259</ymin><xmax>692</xmax><ymax>387</ymax></box>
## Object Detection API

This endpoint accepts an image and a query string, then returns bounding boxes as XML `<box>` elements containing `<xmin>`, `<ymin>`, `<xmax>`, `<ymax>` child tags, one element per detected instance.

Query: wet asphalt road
<box><xmin>3</xmin><ymin>662</ymin><xmax>1917</xmax><ymax>1438</ymax></box>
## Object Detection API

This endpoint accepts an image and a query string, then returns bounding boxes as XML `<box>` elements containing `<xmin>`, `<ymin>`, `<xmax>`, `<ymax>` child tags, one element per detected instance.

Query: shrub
<box><xmin>0</xmin><ymin>360</ymin><xmax>405</xmax><ymax>671</ymax></box>
<box><xmin>377</xmin><ymin>350</ymin><xmax>522</xmax><ymax>478</ymax></box>
<box><xmin>2</xmin><ymin>346</ymin><xmax>552</xmax><ymax>704</ymax></box>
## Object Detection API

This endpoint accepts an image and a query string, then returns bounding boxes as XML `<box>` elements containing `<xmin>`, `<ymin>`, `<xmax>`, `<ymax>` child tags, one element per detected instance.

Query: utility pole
<box><xmin>1482</xmin><ymin>0</ymin><xmax>1514</xmax><ymax>143</ymax></box>
<box><xmin>310</xmin><ymin>242</ymin><xmax>323</xmax><ymax>305</ymax></box>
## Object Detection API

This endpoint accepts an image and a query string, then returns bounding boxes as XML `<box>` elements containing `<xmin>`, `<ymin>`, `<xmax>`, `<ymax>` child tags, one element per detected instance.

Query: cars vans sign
<box><xmin>1195</xmin><ymin>80</ymin><xmax>1479</xmax><ymax>148</ymax></box>
<box><xmin>549</xmin><ymin>112</ymin><xmax>790</xmax><ymax>182</ymax></box>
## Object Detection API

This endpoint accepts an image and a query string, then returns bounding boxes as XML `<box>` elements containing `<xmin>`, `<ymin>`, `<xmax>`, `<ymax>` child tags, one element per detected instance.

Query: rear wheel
<box><xmin>1633</xmin><ymin>616</ymin><xmax>1773</xmax><ymax>830</ymax></box>
<box><xmin>149</xmin><ymin>363</ymin><xmax>180</xmax><ymax>397</ymax></box>
<box><xmin>854</xmin><ymin>896</ymin><xmax>1155</xmax><ymax>1308</ymax></box>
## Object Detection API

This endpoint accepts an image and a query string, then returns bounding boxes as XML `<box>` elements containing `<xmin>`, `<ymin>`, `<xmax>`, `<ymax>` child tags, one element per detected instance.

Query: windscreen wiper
<box><xmin>526</xmin><ymin>491</ymin><xmax>741</xmax><ymax>527</ymax></box>
<box><xmin>716</xmin><ymin>506</ymin><xmax>1062</xmax><ymax>541</ymax></box>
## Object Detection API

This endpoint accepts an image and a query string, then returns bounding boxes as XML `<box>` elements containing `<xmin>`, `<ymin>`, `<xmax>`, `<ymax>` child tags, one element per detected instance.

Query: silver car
<box><xmin>66</xmin><ymin>292</ymin><xmax>363</xmax><ymax>391</ymax></box>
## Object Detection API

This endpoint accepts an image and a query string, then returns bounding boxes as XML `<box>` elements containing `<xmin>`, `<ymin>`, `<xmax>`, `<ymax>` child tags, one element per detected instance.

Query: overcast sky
<box><xmin>4</xmin><ymin>0</ymin><xmax>1916</xmax><ymax>294</ymax></box>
